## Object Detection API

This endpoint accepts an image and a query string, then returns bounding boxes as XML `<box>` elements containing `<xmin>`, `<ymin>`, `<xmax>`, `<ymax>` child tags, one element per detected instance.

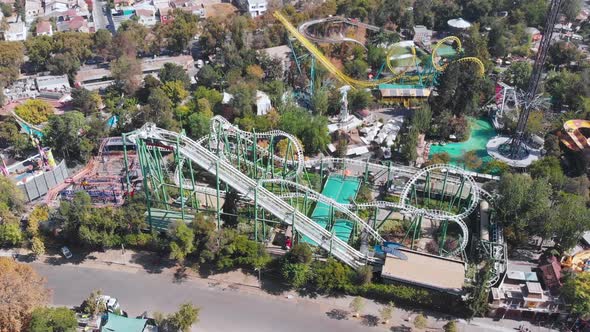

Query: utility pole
<box><xmin>506</xmin><ymin>0</ymin><xmax>562</xmax><ymax>158</ymax></box>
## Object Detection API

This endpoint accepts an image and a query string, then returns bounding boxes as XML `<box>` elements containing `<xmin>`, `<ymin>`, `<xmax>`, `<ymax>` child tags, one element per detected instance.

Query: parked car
<box><xmin>98</xmin><ymin>295</ymin><xmax>121</xmax><ymax>312</ymax></box>
<box><xmin>61</xmin><ymin>246</ymin><xmax>72</xmax><ymax>259</ymax></box>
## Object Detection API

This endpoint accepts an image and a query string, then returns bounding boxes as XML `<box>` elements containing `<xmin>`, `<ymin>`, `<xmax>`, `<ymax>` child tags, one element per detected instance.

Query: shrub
<box><xmin>30</xmin><ymin>237</ymin><xmax>45</xmax><ymax>257</ymax></box>
<box><xmin>312</xmin><ymin>258</ymin><xmax>352</xmax><ymax>293</ymax></box>
<box><xmin>444</xmin><ymin>320</ymin><xmax>458</xmax><ymax>332</ymax></box>
<box><xmin>349</xmin><ymin>296</ymin><xmax>365</xmax><ymax>317</ymax></box>
<box><xmin>282</xmin><ymin>262</ymin><xmax>311</xmax><ymax>289</ymax></box>
<box><xmin>286</xmin><ymin>243</ymin><xmax>313</xmax><ymax>264</ymax></box>
<box><xmin>379</xmin><ymin>302</ymin><xmax>395</xmax><ymax>324</ymax></box>
<box><xmin>414</xmin><ymin>314</ymin><xmax>427</xmax><ymax>329</ymax></box>
<box><xmin>0</xmin><ymin>222</ymin><xmax>23</xmax><ymax>246</ymax></box>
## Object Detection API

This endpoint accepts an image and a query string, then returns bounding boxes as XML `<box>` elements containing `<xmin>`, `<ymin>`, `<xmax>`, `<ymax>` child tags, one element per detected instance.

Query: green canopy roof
<box><xmin>101</xmin><ymin>313</ymin><xmax>147</xmax><ymax>332</ymax></box>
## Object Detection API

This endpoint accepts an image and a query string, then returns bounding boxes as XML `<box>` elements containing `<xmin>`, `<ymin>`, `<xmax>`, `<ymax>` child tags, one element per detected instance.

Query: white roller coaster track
<box><xmin>130</xmin><ymin>123</ymin><xmax>376</xmax><ymax>269</ymax></box>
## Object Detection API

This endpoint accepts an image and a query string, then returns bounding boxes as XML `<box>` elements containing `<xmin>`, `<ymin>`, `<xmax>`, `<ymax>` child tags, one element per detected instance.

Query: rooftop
<box><xmin>101</xmin><ymin>312</ymin><xmax>147</xmax><ymax>332</ymax></box>
<box><xmin>36</xmin><ymin>20</ymin><xmax>52</xmax><ymax>34</ymax></box>
<box><xmin>381</xmin><ymin>248</ymin><xmax>465</xmax><ymax>294</ymax></box>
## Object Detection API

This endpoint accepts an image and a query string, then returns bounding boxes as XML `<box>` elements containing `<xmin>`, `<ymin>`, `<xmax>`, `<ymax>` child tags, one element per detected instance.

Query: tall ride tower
<box><xmin>501</xmin><ymin>0</ymin><xmax>562</xmax><ymax>159</ymax></box>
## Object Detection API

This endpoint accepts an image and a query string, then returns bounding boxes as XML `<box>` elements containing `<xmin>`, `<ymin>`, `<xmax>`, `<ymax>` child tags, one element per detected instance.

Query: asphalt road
<box><xmin>91</xmin><ymin>0</ymin><xmax>109</xmax><ymax>32</ymax></box>
<box><xmin>31</xmin><ymin>263</ymin><xmax>383</xmax><ymax>332</ymax></box>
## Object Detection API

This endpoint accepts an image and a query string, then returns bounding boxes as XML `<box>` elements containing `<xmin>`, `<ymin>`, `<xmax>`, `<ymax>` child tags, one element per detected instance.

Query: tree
<box><xmin>548</xmin><ymin>41</ymin><xmax>580</xmax><ymax>69</ymax></box>
<box><xmin>93</xmin><ymin>29</ymin><xmax>113</xmax><ymax>60</ymax></box>
<box><xmin>111</xmin><ymin>55</ymin><xmax>142</xmax><ymax>95</ymax></box>
<box><xmin>349</xmin><ymin>296</ymin><xmax>365</xmax><ymax>318</ymax></box>
<box><xmin>0</xmin><ymin>258</ymin><xmax>50</xmax><ymax>331</ymax></box>
<box><xmin>196</xmin><ymin>64</ymin><xmax>219</xmax><ymax>88</ymax></box>
<box><xmin>31</xmin><ymin>237</ymin><xmax>46</xmax><ymax>258</ymax></box>
<box><xmin>0</xmin><ymin>119</ymin><xmax>30</xmax><ymax>156</ymax></box>
<box><xmin>159</xmin><ymin>63</ymin><xmax>191</xmax><ymax>89</ymax></box>
<box><xmin>312</xmin><ymin>258</ymin><xmax>350</xmax><ymax>293</ymax></box>
<box><xmin>561</xmin><ymin>0</ymin><xmax>582</xmax><ymax>22</ymax></box>
<box><xmin>401</xmin><ymin>127</ymin><xmax>419</xmax><ymax>164</ymax></box>
<box><xmin>379</xmin><ymin>302</ymin><xmax>394</xmax><ymax>324</ymax></box>
<box><xmin>286</xmin><ymin>243</ymin><xmax>313</xmax><ymax>264</ymax></box>
<box><xmin>544</xmin><ymin>134</ymin><xmax>561</xmax><ymax>158</ymax></box>
<box><xmin>504</xmin><ymin>62</ymin><xmax>531</xmax><ymax>91</ymax></box>
<box><xmin>467</xmin><ymin>262</ymin><xmax>492</xmax><ymax>317</ymax></box>
<box><xmin>14</xmin><ymin>99</ymin><xmax>55</xmax><ymax>125</ymax></box>
<box><xmin>529</xmin><ymin>156</ymin><xmax>565</xmax><ymax>189</ymax></box>
<box><xmin>82</xmin><ymin>289</ymin><xmax>103</xmax><ymax>316</ymax></box>
<box><xmin>163</xmin><ymin>10</ymin><xmax>199</xmax><ymax>53</ymax></box>
<box><xmin>412</xmin><ymin>104</ymin><xmax>432</xmax><ymax>133</ymax></box>
<box><xmin>348</xmin><ymin>89</ymin><xmax>372</xmax><ymax>111</ymax></box>
<box><xmin>155</xmin><ymin>303</ymin><xmax>200</xmax><ymax>332</ymax></box>
<box><xmin>0</xmin><ymin>222</ymin><xmax>23</xmax><ymax>246</ymax></box>
<box><xmin>562</xmin><ymin>272</ymin><xmax>590</xmax><ymax>319</ymax></box>
<box><xmin>461</xmin><ymin>150</ymin><xmax>483</xmax><ymax>170</ymax></box>
<box><xmin>336</xmin><ymin>133</ymin><xmax>348</xmax><ymax>158</ymax></box>
<box><xmin>161</xmin><ymin>80</ymin><xmax>189</xmax><ymax>106</ymax></box>
<box><xmin>43</xmin><ymin>111</ymin><xmax>92</xmax><ymax>162</ymax></box>
<box><xmin>25</xmin><ymin>35</ymin><xmax>54</xmax><ymax>71</ymax></box>
<box><xmin>169</xmin><ymin>221</ymin><xmax>195</xmax><ymax>264</ymax></box>
<box><xmin>311</xmin><ymin>87</ymin><xmax>329</xmax><ymax>115</ymax></box>
<box><xmin>544</xmin><ymin>193</ymin><xmax>590</xmax><ymax>251</ymax></box>
<box><xmin>0</xmin><ymin>3</ymin><xmax>11</xmax><ymax>17</ymax></box>
<box><xmin>71</xmin><ymin>87</ymin><xmax>101</xmax><ymax>115</ymax></box>
<box><xmin>0</xmin><ymin>41</ymin><xmax>25</xmax><ymax>84</ymax></box>
<box><xmin>414</xmin><ymin>314</ymin><xmax>427</xmax><ymax>328</ymax></box>
<box><xmin>147</xmin><ymin>87</ymin><xmax>173</xmax><ymax>116</ymax></box>
<box><xmin>28</xmin><ymin>307</ymin><xmax>77</xmax><ymax>332</ymax></box>
<box><xmin>281</xmin><ymin>262</ymin><xmax>311</xmax><ymax>288</ymax></box>
<box><xmin>546</xmin><ymin>70</ymin><xmax>583</xmax><ymax>110</ymax></box>
<box><xmin>0</xmin><ymin>176</ymin><xmax>25</xmax><ymax>212</ymax></box>
<box><xmin>47</xmin><ymin>53</ymin><xmax>81</xmax><ymax>81</ymax></box>
<box><xmin>52</xmin><ymin>32</ymin><xmax>93</xmax><ymax>61</ymax></box>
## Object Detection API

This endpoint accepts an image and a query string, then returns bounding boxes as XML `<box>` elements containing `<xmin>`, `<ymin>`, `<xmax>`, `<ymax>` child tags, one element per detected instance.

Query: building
<box><xmin>489</xmin><ymin>270</ymin><xmax>566</xmax><ymax>320</ymax></box>
<box><xmin>539</xmin><ymin>256</ymin><xmax>563</xmax><ymax>291</ymax></box>
<box><xmin>235</xmin><ymin>0</ymin><xmax>266</xmax><ymax>17</ymax></box>
<box><xmin>36</xmin><ymin>20</ymin><xmax>54</xmax><ymax>36</ymax></box>
<box><xmin>413</xmin><ymin>25</ymin><xmax>432</xmax><ymax>46</ymax></box>
<box><xmin>36</xmin><ymin>75</ymin><xmax>71</xmax><ymax>92</ymax></box>
<box><xmin>260</xmin><ymin>45</ymin><xmax>291</xmax><ymax>79</ymax></box>
<box><xmin>100</xmin><ymin>312</ymin><xmax>149</xmax><ymax>332</ymax></box>
<box><xmin>3</xmin><ymin>21</ymin><xmax>27</xmax><ymax>41</ymax></box>
<box><xmin>57</xmin><ymin>15</ymin><xmax>89</xmax><ymax>32</ymax></box>
<box><xmin>447</xmin><ymin>18</ymin><xmax>471</xmax><ymax>31</ymax></box>
<box><xmin>135</xmin><ymin>8</ymin><xmax>156</xmax><ymax>26</ymax></box>
<box><xmin>25</xmin><ymin>0</ymin><xmax>43</xmax><ymax>23</ymax></box>
<box><xmin>378</xmin><ymin>84</ymin><xmax>431</xmax><ymax>106</ymax></box>
<box><xmin>255</xmin><ymin>90</ymin><xmax>271</xmax><ymax>116</ymax></box>
<box><xmin>380</xmin><ymin>248</ymin><xmax>465</xmax><ymax>295</ymax></box>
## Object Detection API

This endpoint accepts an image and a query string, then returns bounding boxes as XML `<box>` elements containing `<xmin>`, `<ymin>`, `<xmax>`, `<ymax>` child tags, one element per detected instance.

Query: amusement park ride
<box><xmin>275</xmin><ymin>11</ymin><xmax>485</xmax><ymax>100</ymax></box>
<box><xmin>122</xmin><ymin>115</ymin><xmax>506</xmax><ymax>283</ymax></box>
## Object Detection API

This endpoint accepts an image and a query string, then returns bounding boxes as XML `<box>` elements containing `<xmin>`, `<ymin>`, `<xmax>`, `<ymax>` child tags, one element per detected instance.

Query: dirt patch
<box><xmin>205</xmin><ymin>3</ymin><xmax>238</xmax><ymax>18</ymax></box>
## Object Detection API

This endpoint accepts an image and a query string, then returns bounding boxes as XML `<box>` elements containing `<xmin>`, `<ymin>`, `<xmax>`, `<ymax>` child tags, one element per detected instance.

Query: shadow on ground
<box><xmin>130</xmin><ymin>252</ymin><xmax>175</xmax><ymax>274</ymax></box>
<box><xmin>390</xmin><ymin>325</ymin><xmax>412</xmax><ymax>332</ymax></box>
<box><xmin>326</xmin><ymin>309</ymin><xmax>349</xmax><ymax>320</ymax></box>
<box><xmin>361</xmin><ymin>314</ymin><xmax>380</xmax><ymax>327</ymax></box>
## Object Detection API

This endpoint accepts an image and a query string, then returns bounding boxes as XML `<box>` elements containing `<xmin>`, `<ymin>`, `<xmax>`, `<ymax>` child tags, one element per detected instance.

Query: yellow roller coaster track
<box><xmin>274</xmin><ymin>12</ymin><xmax>486</xmax><ymax>88</ymax></box>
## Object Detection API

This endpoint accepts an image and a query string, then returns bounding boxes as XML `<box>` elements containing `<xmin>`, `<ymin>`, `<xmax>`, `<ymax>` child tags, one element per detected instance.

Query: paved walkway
<box><xmin>4</xmin><ymin>248</ymin><xmax>557</xmax><ymax>331</ymax></box>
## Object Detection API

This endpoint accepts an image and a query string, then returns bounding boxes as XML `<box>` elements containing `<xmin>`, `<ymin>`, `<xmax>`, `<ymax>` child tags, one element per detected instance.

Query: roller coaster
<box><xmin>275</xmin><ymin>12</ymin><xmax>485</xmax><ymax>89</ymax></box>
<box><xmin>124</xmin><ymin>116</ymin><xmax>503</xmax><ymax>279</ymax></box>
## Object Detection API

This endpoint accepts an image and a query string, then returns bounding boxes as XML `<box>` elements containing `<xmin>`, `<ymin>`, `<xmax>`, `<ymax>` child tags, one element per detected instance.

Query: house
<box><xmin>525</xmin><ymin>27</ymin><xmax>541</xmax><ymax>42</ymax></box>
<box><xmin>247</xmin><ymin>0</ymin><xmax>266</xmax><ymax>17</ymax></box>
<box><xmin>135</xmin><ymin>8</ymin><xmax>156</xmax><ymax>26</ymax></box>
<box><xmin>57</xmin><ymin>15</ymin><xmax>89</xmax><ymax>32</ymax></box>
<box><xmin>413</xmin><ymin>25</ymin><xmax>432</xmax><ymax>46</ymax></box>
<box><xmin>155</xmin><ymin>3</ymin><xmax>171</xmax><ymax>23</ymax></box>
<box><xmin>539</xmin><ymin>256</ymin><xmax>563</xmax><ymax>291</ymax></box>
<box><xmin>25</xmin><ymin>0</ymin><xmax>43</xmax><ymax>23</ymax></box>
<box><xmin>3</xmin><ymin>21</ymin><xmax>27</xmax><ymax>41</ymax></box>
<box><xmin>36</xmin><ymin>20</ymin><xmax>54</xmax><ymax>36</ymax></box>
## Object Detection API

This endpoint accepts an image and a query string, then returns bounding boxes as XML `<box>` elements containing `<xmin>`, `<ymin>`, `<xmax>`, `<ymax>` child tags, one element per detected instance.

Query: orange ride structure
<box><xmin>561</xmin><ymin>250</ymin><xmax>590</xmax><ymax>272</ymax></box>
<box><xmin>560</xmin><ymin>119</ymin><xmax>590</xmax><ymax>152</ymax></box>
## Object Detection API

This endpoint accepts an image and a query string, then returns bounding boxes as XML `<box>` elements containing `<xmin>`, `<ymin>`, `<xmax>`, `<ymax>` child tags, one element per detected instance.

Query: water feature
<box><xmin>429</xmin><ymin>118</ymin><xmax>496</xmax><ymax>167</ymax></box>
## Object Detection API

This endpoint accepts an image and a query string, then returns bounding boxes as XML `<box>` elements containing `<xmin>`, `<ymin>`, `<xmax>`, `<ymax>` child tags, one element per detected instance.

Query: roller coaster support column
<box><xmin>425</xmin><ymin>170</ymin><xmax>431</xmax><ymax>205</ymax></box>
<box><xmin>122</xmin><ymin>133</ymin><xmax>131</xmax><ymax>194</ymax></box>
<box><xmin>216</xmin><ymin>160</ymin><xmax>221</xmax><ymax>229</ymax></box>
<box><xmin>137</xmin><ymin>140</ymin><xmax>153</xmax><ymax>229</ymax></box>
<box><xmin>188</xmin><ymin>157</ymin><xmax>198</xmax><ymax>208</ymax></box>
<box><xmin>176</xmin><ymin>134</ymin><xmax>185</xmax><ymax>221</ymax></box>
<box><xmin>439</xmin><ymin>219</ymin><xmax>448</xmax><ymax>256</ymax></box>
<box><xmin>255</xmin><ymin>181</ymin><xmax>259</xmax><ymax>242</ymax></box>
<box><xmin>310</xmin><ymin>57</ymin><xmax>316</xmax><ymax>95</ymax></box>
<box><xmin>252</xmin><ymin>130</ymin><xmax>257</xmax><ymax>179</ymax></box>
<box><xmin>440</xmin><ymin>170</ymin><xmax>449</xmax><ymax>206</ymax></box>
<box><xmin>449</xmin><ymin>176</ymin><xmax>465</xmax><ymax>212</ymax></box>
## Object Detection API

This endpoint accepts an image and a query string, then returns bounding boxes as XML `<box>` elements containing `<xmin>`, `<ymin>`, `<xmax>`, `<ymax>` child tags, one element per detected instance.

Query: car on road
<box><xmin>98</xmin><ymin>295</ymin><xmax>121</xmax><ymax>312</ymax></box>
<box><xmin>61</xmin><ymin>246</ymin><xmax>72</xmax><ymax>259</ymax></box>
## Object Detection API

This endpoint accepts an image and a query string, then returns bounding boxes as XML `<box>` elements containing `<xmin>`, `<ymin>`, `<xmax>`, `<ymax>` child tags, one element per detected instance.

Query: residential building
<box><xmin>246</xmin><ymin>0</ymin><xmax>266</xmax><ymax>17</ymax></box>
<box><xmin>539</xmin><ymin>256</ymin><xmax>563</xmax><ymax>291</ymax></box>
<box><xmin>155</xmin><ymin>4</ymin><xmax>171</xmax><ymax>23</ymax></box>
<box><xmin>25</xmin><ymin>0</ymin><xmax>43</xmax><ymax>23</ymax></box>
<box><xmin>57</xmin><ymin>15</ymin><xmax>89</xmax><ymax>32</ymax></box>
<box><xmin>3</xmin><ymin>21</ymin><xmax>27</xmax><ymax>41</ymax></box>
<box><xmin>36</xmin><ymin>20</ymin><xmax>54</xmax><ymax>36</ymax></box>
<box><xmin>135</xmin><ymin>8</ymin><xmax>156</xmax><ymax>26</ymax></box>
